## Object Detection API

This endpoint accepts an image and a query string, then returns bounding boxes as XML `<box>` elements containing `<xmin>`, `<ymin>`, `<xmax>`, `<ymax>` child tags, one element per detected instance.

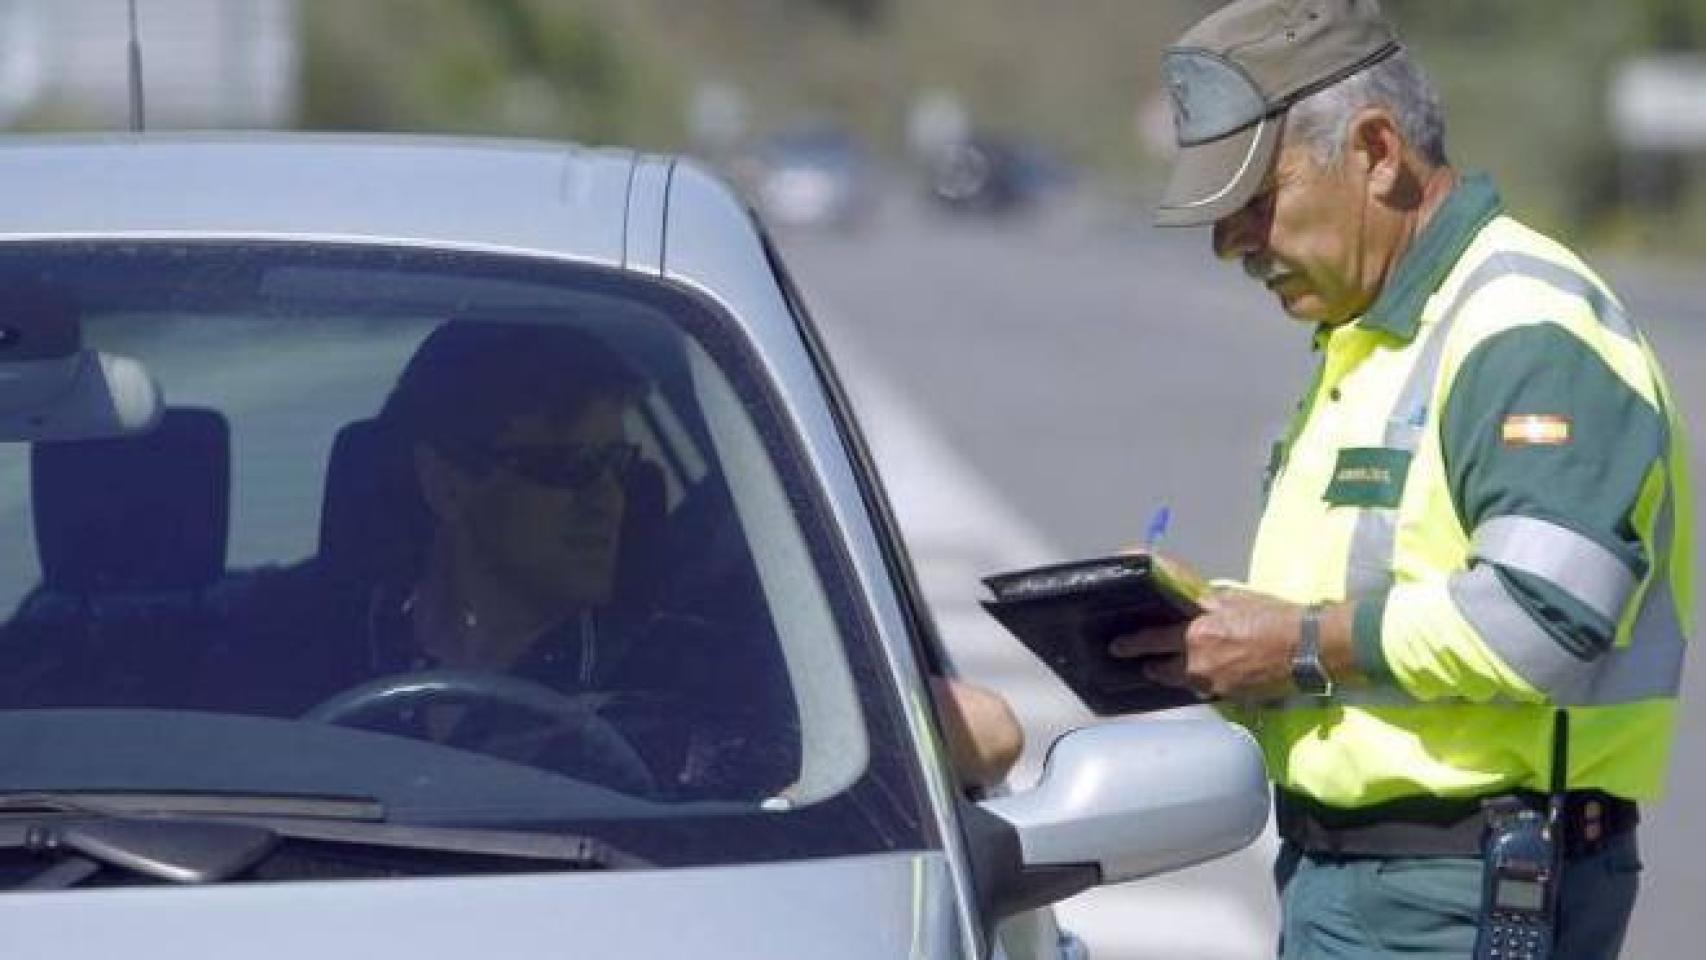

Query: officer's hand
<box><xmin>1110</xmin><ymin>587</ymin><xmax>1303</xmax><ymax>702</ymax></box>
<box><xmin>1184</xmin><ymin>588</ymin><xmax>1304</xmax><ymax>701</ymax></box>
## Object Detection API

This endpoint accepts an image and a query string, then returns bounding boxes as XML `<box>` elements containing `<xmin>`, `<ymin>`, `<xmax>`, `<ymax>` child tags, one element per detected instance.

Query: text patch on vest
<box><xmin>1323</xmin><ymin>447</ymin><xmax>1413</xmax><ymax>508</ymax></box>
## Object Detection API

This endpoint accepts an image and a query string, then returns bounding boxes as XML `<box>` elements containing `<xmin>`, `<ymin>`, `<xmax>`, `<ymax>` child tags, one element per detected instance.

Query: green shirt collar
<box><xmin>1357</xmin><ymin>172</ymin><xmax>1504</xmax><ymax>341</ymax></box>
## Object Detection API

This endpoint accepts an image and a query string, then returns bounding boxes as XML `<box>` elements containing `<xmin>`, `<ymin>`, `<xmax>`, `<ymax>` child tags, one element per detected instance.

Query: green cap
<box><xmin>1154</xmin><ymin>0</ymin><xmax>1399</xmax><ymax>227</ymax></box>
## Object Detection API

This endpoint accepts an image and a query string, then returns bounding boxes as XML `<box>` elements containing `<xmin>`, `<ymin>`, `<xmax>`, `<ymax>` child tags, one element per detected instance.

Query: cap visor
<box><xmin>1154</xmin><ymin>116</ymin><xmax>1279</xmax><ymax>227</ymax></box>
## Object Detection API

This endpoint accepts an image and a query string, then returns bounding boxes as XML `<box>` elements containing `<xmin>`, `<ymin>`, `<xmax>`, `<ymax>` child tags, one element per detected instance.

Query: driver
<box><xmin>372</xmin><ymin>319</ymin><xmax>641</xmax><ymax>695</ymax></box>
<box><xmin>211</xmin><ymin>319</ymin><xmax>670</xmax><ymax>792</ymax></box>
<box><xmin>329</xmin><ymin>319</ymin><xmax>682</xmax><ymax>789</ymax></box>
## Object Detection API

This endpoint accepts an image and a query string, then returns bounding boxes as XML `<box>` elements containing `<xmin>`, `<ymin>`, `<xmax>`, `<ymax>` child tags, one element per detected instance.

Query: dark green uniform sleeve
<box><xmin>1439</xmin><ymin>323</ymin><xmax>1664</xmax><ymax>657</ymax></box>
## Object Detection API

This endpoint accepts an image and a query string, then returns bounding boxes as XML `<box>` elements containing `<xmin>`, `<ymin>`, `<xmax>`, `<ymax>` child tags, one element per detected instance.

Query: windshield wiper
<box><xmin>0</xmin><ymin>793</ymin><xmax>646</xmax><ymax>888</ymax></box>
<box><xmin>0</xmin><ymin>790</ymin><xmax>385</xmax><ymax>822</ymax></box>
<box><xmin>229</xmin><ymin>817</ymin><xmax>650</xmax><ymax>870</ymax></box>
<box><xmin>8</xmin><ymin>817</ymin><xmax>278</xmax><ymax>887</ymax></box>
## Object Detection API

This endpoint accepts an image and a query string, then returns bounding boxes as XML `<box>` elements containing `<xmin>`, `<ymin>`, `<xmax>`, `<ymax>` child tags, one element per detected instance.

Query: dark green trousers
<box><xmin>1274</xmin><ymin>832</ymin><xmax>1640</xmax><ymax>959</ymax></box>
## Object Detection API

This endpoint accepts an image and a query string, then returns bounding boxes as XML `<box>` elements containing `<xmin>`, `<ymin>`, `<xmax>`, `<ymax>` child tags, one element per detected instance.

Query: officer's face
<box><xmin>446</xmin><ymin>399</ymin><xmax>631</xmax><ymax>615</ymax></box>
<box><xmin>1211</xmin><ymin>139</ymin><xmax>1376</xmax><ymax>326</ymax></box>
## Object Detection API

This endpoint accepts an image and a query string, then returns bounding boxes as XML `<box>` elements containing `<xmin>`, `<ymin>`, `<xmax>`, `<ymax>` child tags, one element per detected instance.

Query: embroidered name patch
<box><xmin>1323</xmin><ymin>447</ymin><xmax>1412</xmax><ymax>508</ymax></box>
<box><xmin>1501</xmin><ymin>414</ymin><xmax>1572</xmax><ymax>446</ymax></box>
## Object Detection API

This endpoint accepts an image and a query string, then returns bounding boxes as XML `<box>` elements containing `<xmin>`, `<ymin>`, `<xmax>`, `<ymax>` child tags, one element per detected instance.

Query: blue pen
<box><xmin>1143</xmin><ymin>504</ymin><xmax>1172</xmax><ymax>551</ymax></box>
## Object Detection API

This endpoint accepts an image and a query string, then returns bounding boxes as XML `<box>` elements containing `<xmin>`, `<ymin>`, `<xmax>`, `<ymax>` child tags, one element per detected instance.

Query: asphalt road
<box><xmin>777</xmin><ymin>190</ymin><xmax>1706</xmax><ymax>960</ymax></box>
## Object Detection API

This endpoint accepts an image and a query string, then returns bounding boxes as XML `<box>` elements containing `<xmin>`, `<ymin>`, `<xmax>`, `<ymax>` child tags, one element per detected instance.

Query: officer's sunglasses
<box><xmin>477</xmin><ymin>441</ymin><xmax>640</xmax><ymax>489</ymax></box>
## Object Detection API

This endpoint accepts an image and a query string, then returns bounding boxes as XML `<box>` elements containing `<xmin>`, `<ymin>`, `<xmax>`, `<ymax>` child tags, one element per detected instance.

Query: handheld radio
<box><xmin>1471</xmin><ymin>713</ymin><xmax>1567</xmax><ymax>960</ymax></box>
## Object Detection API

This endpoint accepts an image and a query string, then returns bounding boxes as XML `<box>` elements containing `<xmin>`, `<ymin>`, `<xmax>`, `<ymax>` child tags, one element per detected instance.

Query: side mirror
<box><xmin>0</xmin><ymin>351</ymin><xmax>162</xmax><ymax>441</ymax></box>
<box><xmin>971</xmin><ymin>717</ymin><xmax>1268</xmax><ymax>918</ymax></box>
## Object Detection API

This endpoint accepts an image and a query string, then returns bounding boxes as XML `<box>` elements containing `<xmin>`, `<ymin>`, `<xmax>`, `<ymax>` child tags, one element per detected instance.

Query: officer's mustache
<box><xmin>1243</xmin><ymin>256</ymin><xmax>1288</xmax><ymax>285</ymax></box>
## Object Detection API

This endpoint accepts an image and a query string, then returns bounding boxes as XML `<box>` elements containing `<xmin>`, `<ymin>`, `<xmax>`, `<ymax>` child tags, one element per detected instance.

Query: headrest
<box><xmin>317</xmin><ymin>418</ymin><xmax>431</xmax><ymax>583</ymax></box>
<box><xmin>31</xmin><ymin>406</ymin><xmax>229</xmax><ymax>593</ymax></box>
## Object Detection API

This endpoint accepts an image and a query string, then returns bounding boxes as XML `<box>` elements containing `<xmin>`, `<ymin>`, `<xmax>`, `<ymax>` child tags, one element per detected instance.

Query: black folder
<box><xmin>980</xmin><ymin>553</ymin><xmax>1207</xmax><ymax>716</ymax></box>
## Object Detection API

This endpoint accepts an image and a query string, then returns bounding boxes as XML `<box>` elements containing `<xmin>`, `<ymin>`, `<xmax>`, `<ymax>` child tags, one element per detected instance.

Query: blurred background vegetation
<box><xmin>295</xmin><ymin>0</ymin><xmax>1706</xmax><ymax>256</ymax></box>
<box><xmin>4</xmin><ymin>0</ymin><xmax>1700</xmax><ymax>257</ymax></box>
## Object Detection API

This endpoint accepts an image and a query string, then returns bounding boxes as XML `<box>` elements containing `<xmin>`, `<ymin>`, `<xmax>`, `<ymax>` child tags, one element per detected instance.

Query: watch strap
<box><xmin>1292</xmin><ymin>603</ymin><xmax>1334</xmax><ymax>697</ymax></box>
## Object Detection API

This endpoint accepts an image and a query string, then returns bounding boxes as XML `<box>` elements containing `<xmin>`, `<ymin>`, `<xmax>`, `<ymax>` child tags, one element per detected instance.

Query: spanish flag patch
<box><xmin>1501</xmin><ymin>414</ymin><xmax>1571</xmax><ymax>446</ymax></box>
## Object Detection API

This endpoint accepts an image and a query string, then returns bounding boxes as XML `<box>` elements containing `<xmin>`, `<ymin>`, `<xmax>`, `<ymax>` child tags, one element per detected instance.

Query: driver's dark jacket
<box><xmin>205</xmin><ymin>559</ymin><xmax>798</xmax><ymax>799</ymax></box>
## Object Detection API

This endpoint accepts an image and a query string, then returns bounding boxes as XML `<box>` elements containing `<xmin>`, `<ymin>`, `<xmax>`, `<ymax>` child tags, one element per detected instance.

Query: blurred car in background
<box><xmin>0</xmin><ymin>134</ymin><xmax>1266</xmax><ymax>959</ymax></box>
<box><xmin>732</xmin><ymin>124</ymin><xmax>879</xmax><ymax>231</ymax></box>
<box><xmin>923</xmin><ymin>133</ymin><xmax>1074</xmax><ymax>216</ymax></box>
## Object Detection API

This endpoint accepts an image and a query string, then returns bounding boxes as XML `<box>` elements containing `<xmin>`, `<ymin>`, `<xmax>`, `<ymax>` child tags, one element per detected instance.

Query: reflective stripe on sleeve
<box><xmin>1447</xmin><ymin>564</ymin><xmax>1682</xmax><ymax>706</ymax></box>
<box><xmin>1450</xmin><ymin>563</ymin><xmax>1596</xmax><ymax>702</ymax></box>
<box><xmin>1588</xmin><ymin>488</ymin><xmax>1686</xmax><ymax>704</ymax></box>
<box><xmin>1470</xmin><ymin>515</ymin><xmax>1638</xmax><ymax>625</ymax></box>
<box><xmin>1277</xmin><ymin>566</ymin><xmax>1684</xmax><ymax>711</ymax></box>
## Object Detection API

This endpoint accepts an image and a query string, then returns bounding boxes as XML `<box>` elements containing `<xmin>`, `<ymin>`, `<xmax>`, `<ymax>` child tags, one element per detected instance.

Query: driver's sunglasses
<box><xmin>479</xmin><ymin>441</ymin><xmax>640</xmax><ymax>489</ymax></box>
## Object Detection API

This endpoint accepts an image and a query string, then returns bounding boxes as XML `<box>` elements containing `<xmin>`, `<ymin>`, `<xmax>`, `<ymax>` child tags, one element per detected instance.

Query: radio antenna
<box><xmin>126</xmin><ymin>0</ymin><xmax>146</xmax><ymax>132</ymax></box>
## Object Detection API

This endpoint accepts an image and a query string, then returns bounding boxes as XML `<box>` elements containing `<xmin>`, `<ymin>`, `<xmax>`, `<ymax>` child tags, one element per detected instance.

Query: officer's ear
<box><xmin>1346</xmin><ymin>108</ymin><xmax>1418</xmax><ymax>209</ymax></box>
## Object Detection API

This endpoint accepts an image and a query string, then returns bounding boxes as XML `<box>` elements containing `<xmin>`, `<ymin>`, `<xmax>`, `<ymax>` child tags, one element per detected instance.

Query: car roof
<box><xmin>0</xmin><ymin>133</ymin><xmax>648</xmax><ymax>266</ymax></box>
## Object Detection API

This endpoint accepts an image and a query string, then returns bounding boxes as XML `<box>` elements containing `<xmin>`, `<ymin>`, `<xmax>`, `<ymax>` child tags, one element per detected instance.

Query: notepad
<box><xmin>980</xmin><ymin>553</ymin><xmax>1207</xmax><ymax>716</ymax></box>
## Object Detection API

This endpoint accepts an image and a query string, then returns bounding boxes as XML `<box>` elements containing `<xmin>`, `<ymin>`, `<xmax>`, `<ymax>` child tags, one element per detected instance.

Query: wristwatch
<box><xmin>1291</xmin><ymin>603</ymin><xmax>1334</xmax><ymax>698</ymax></box>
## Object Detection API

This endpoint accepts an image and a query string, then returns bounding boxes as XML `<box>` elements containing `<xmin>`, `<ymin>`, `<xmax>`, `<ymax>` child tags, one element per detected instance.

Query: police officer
<box><xmin>1112</xmin><ymin>1</ymin><xmax>1692</xmax><ymax>957</ymax></box>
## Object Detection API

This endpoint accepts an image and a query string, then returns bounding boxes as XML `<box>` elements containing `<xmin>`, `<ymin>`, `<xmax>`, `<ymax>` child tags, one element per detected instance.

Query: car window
<box><xmin>0</xmin><ymin>241</ymin><xmax>929</xmax><ymax>870</ymax></box>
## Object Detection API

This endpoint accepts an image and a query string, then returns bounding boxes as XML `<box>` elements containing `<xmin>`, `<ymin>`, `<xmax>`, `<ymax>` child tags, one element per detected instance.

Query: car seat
<box><xmin>316</xmin><ymin>417</ymin><xmax>429</xmax><ymax>587</ymax></box>
<box><xmin>2</xmin><ymin>407</ymin><xmax>231</xmax><ymax>707</ymax></box>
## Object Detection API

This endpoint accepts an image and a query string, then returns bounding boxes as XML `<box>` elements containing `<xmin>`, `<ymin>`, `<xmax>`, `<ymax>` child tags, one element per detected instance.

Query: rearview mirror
<box><xmin>0</xmin><ymin>351</ymin><xmax>163</xmax><ymax>441</ymax></box>
<box><xmin>972</xmin><ymin>717</ymin><xmax>1268</xmax><ymax>918</ymax></box>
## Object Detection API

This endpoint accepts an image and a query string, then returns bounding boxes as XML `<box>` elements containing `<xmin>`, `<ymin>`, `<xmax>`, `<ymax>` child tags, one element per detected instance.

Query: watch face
<box><xmin>1291</xmin><ymin>658</ymin><xmax>1332</xmax><ymax>696</ymax></box>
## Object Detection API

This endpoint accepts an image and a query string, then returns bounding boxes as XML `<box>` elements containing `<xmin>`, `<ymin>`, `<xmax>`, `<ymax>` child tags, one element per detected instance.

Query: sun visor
<box><xmin>0</xmin><ymin>351</ymin><xmax>163</xmax><ymax>441</ymax></box>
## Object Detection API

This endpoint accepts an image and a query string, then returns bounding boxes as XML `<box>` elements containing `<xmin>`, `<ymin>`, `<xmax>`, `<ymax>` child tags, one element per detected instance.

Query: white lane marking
<box><xmin>826</xmin><ymin>339</ymin><xmax>1277</xmax><ymax>959</ymax></box>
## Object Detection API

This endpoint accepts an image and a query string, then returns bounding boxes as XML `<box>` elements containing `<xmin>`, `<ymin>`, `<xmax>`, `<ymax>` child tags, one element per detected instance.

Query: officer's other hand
<box><xmin>1107</xmin><ymin>623</ymin><xmax>1190</xmax><ymax>689</ymax></box>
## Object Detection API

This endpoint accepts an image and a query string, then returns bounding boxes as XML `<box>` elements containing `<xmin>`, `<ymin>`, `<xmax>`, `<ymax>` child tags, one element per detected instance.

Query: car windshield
<box><xmin>0</xmin><ymin>241</ymin><xmax>928</xmax><ymax>870</ymax></box>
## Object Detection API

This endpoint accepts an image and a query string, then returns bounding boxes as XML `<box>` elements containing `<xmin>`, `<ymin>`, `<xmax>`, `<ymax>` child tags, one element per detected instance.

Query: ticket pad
<box><xmin>981</xmin><ymin>553</ymin><xmax>1207</xmax><ymax>716</ymax></box>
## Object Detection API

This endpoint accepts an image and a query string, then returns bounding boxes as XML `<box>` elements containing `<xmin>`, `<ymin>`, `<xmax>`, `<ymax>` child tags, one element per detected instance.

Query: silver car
<box><xmin>0</xmin><ymin>134</ymin><xmax>1267</xmax><ymax>959</ymax></box>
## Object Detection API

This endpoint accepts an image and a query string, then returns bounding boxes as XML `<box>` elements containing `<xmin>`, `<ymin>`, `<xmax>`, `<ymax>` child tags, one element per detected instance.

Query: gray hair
<box><xmin>1284</xmin><ymin>47</ymin><xmax>1448</xmax><ymax>168</ymax></box>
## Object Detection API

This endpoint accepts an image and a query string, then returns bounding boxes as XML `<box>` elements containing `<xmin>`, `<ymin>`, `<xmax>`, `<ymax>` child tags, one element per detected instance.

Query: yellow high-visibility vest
<box><xmin>1240</xmin><ymin>174</ymin><xmax>1693</xmax><ymax>807</ymax></box>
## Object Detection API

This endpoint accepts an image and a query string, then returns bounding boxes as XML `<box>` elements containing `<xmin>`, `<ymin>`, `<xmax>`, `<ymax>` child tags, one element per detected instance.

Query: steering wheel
<box><xmin>302</xmin><ymin>669</ymin><xmax>655</xmax><ymax>795</ymax></box>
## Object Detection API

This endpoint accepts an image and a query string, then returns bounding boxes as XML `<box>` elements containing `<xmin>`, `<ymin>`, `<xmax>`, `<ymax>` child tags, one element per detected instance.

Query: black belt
<box><xmin>1275</xmin><ymin>788</ymin><xmax>1638</xmax><ymax>859</ymax></box>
